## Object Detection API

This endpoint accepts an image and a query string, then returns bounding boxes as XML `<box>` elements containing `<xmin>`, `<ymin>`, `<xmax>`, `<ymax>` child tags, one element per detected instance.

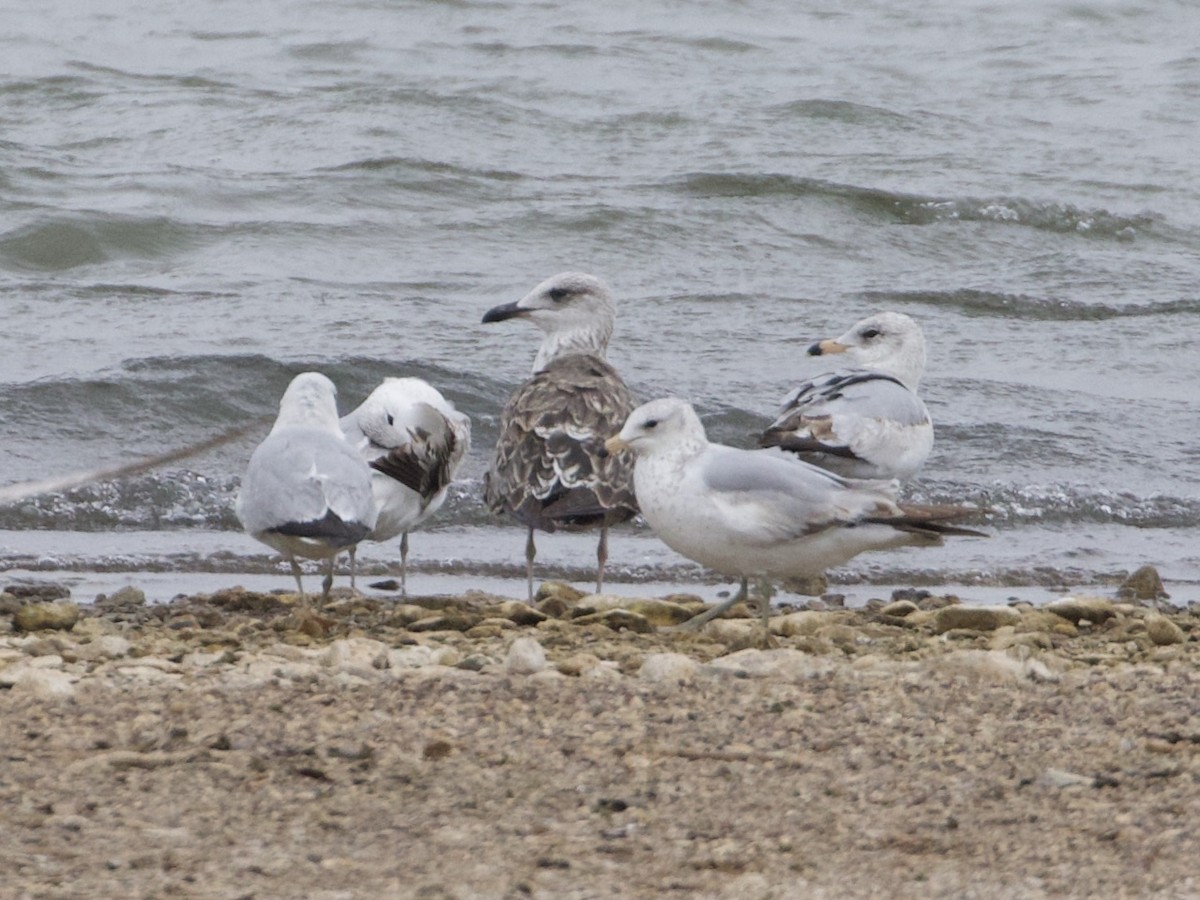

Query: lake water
<box><xmin>3</xmin><ymin>0</ymin><xmax>1199</xmax><ymax>606</ymax></box>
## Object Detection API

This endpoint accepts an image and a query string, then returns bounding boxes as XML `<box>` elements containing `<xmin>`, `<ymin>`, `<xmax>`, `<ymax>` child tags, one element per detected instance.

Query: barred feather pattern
<box><xmin>485</xmin><ymin>354</ymin><xmax>638</xmax><ymax>533</ymax></box>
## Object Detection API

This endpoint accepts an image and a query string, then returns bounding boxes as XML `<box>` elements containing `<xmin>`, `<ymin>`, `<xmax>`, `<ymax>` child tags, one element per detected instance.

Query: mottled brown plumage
<box><xmin>484</xmin><ymin>354</ymin><xmax>637</xmax><ymax>533</ymax></box>
<box><xmin>481</xmin><ymin>271</ymin><xmax>639</xmax><ymax>598</ymax></box>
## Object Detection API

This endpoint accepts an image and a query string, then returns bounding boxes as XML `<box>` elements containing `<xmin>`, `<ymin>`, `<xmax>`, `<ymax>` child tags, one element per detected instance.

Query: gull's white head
<box><xmin>605</xmin><ymin>397</ymin><xmax>707</xmax><ymax>458</ymax></box>
<box><xmin>808</xmin><ymin>311</ymin><xmax>926</xmax><ymax>389</ymax></box>
<box><xmin>482</xmin><ymin>272</ymin><xmax>616</xmax><ymax>372</ymax></box>
<box><xmin>272</xmin><ymin>372</ymin><xmax>342</xmax><ymax>435</ymax></box>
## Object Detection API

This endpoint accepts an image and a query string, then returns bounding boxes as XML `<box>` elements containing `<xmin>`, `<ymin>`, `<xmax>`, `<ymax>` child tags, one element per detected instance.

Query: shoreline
<box><xmin>2</xmin><ymin>578</ymin><xmax>1198</xmax><ymax>897</ymax></box>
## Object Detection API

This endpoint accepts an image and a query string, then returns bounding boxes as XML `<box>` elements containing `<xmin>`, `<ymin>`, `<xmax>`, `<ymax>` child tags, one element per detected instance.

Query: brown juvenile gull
<box><xmin>340</xmin><ymin>377</ymin><xmax>471</xmax><ymax>594</ymax></box>
<box><xmin>236</xmin><ymin>372</ymin><xmax>377</xmax><ymax>604</ymax></box>
<box><xmin>482</xmin><ymin>272</ymin><xmax>638</xmax><ymax>599</ymax></box>
<box><xmin>606</xmin><ymin>397</ymin><xmax>984</xmax><ymax>639</ymax></box>
<box><xmin>760</xmin><ymin>311</ymin><xmax>933</xmax><ymax>481</ymax></box>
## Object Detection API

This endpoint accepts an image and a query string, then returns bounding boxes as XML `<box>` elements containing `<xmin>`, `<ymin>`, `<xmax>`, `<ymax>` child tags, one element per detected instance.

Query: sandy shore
<box><xmin>1</xmin><ymin>577</ymin><xmax>1198</xmax><ymax>899</ymax></box>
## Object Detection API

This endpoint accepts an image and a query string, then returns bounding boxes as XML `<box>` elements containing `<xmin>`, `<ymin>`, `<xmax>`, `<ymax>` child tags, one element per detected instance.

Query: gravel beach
<box><xmin>1</xmin><ymin>578</ymin><xmax>1197</xmax><ymax>899</ymax></box>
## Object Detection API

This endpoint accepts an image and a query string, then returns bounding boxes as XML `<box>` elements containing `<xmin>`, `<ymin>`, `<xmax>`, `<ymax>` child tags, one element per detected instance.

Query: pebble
<box><xmin>704</xmin><ymin>648</ymin><xmax>836</xmax><ymax>680</ymax></box>
<box><xmin>10</xmin><ymin>667</ymin><xmax>77</xmax><ymax>699</ymax></box>
<box><xmin>1046</xmin><ymin>596</ymin><xmax>1117</xmax><ymax>624</ymax></box>
<box><xmin>638</xmin><ymin>653</ymin><xmax>700</xmax><ymax>684</ymax></box>
<box><xmin>505</xmin><ymin>636</ymin><xmax>546</xmax><ymax>675</ymax></box>
<box><xmin>13</xmin><ymin>600</ymin><xmax>81</xmax><ymax>632</ymax></box>
<box><xmin>933</xmin><ymin>605</ymin><xmax>1022</xmax><ymax>634</ymax></box>
<box><xmin>1145</xmin><ymin>615</ymin><xmax>1185</xmax><ymax>646</ymax></box>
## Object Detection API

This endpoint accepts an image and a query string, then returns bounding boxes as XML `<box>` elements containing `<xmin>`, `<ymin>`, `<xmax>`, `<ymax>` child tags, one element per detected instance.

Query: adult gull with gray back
<box><xmin>482</xmin><ymin>272</ymin><xmax>638</xmax><ymax>599</ymax></box>
<box><xmin>760</xmin><ymin>311</ymin><xmax>932</xmax><ymax>482</ymax></box>
<box><xmin>341</xmin><ymin>377</ymin><xmax>470</xmax><ymax>594</ymax></box>
<box><xmin>236</xmin><ymin>372</ymin><xmax>377</xmax><ymax>604</ymax></box>
<box><xmin>606</xmin><ymin>398</ymin><xmax>983</xmax><ymax>638</ymax></box>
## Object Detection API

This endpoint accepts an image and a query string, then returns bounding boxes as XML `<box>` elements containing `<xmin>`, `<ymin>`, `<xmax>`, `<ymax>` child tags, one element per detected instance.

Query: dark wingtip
<box><xmin>806</xmin><ymin>341</ymin><xmax>823</xmax><ymax>356</ymax></box>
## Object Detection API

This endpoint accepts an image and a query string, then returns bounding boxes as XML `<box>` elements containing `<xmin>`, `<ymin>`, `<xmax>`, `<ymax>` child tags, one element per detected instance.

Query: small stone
<box><xmin>879</xmin><ymin>600</ymin><xmax>919</xmax><ymax>618</ymax></box>
<box><xmin>1036</xmin><ymin>768</ymin><xmax>1091</xmax><ymax>789</ymax></box>
<box><xmin>505</xmin><ymin>637</ymin><xmax>546</xmax><ymax>675</ymax></box>
<box><xmin>408</xmin><ymin>612</ymin><xmax>479</xmax><ymax>633</ymax></box>
<box><xmin>570</xmin><ymin>609</ymin><xmax>653</xmax><ymax>634</ymax></box>
<box><xmin>933</xmin><ymin>606</ymin><xmax>1022</xmax><ymax>634</ymax></box>
<box><xmin>494</xmin><ymin>601</ymin><xmax>547</xmax><ymax>627</ymax></box>
<box><xmin>323</xmin><ymin>637</ymin><xmax>390</xmax><ymax>674</ymax></box>
<box><xmin>10</xmin><ymin>667</ymin><xmax>76</xmax><ymax>699</ymax></box>
<box><xmin>13</xmin><ymin>600</ymin><xmax>80</xmax><ymax>633</ymax></box>
<box><xmin>704</xmin><ymin>648</ymin><xmax>836</xmax><ymax>680</ymax></box>
<box><xmin>773</xmin><ymin>611</ymin><xmax>837</xmax><ymax>637</ymax></box>
<box><xmin>94</xmin><ymin>586</ymin><xmax>146</xmax><ymax>611</ymax></box>
<box><xmin>1118</xmin><ymin>565</ymin><xmax>1168</xmax><ymax>602</ymax></box>
<box><xmin>534</xmin><ymin>581</ymin><xmax>585</xmax><ymax>605</ymax></box>
<box><xmin>1145</xmin><ymin>615</ymin><xmax>1185</xmax><ymax>646</ymax></box>
<box><xmin>1046</xmin><ymin>596</ymin><xmax>1117</xmax><ymax>624</ymax></box>
<box><xmin>4</xmin><ymin>581</ymin><xmax>71</xmax><ymax>601</ymax></box>
<box><xmin>556</xmin><ymin>653</ymin><xmax>603</xmax><ymax>677</ymax></box>
<box><xmin>638</xmin><ymin>653</ymin><xmax>699</xmax><ymax>684</ymax></box>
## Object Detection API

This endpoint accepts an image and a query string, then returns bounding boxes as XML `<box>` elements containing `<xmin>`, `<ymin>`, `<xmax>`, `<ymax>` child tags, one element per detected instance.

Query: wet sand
<box><xmin>1</xmin><ymin>579</ymin><xmax>1198</xmax><ymax>899</ymax></box>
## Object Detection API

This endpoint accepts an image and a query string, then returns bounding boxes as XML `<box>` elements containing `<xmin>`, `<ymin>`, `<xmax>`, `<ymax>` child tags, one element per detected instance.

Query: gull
<box><xmin>759</xmin><ymin>311</ymin><xmax>932</xmax><ymax>481</ymax></box>
<box><xmin>606</xmin><ymin>397</ymin><xmax>984</xmax><ymax>636</ymax></box>
<box><xmin>340</xmin><ymin>377</ymin><xmax>471</xmax><ymax>594</ymax></box>
<box><xmin>236</xmin><ymin>372</ymin><xmax>377</xmax><ymax>604</ymax></box>
<box><xmin>482</xmin><ymin>272</ymin><xmax>638</xmax><ymax>599</ymax></box>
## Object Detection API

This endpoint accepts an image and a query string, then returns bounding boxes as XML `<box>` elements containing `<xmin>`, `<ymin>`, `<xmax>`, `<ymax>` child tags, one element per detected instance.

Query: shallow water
<box><xmin>3</xmin><ymin>0</ymin><xmax>1199</xmax><ymax>603</ymax></box>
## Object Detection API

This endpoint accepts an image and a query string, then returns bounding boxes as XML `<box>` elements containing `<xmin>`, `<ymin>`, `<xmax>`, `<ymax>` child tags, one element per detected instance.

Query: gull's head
<box><xmin>272</xmin><ymin>371</ymin><xmax>341</xmax><ymax>435</ymax></box>
<box><xmin>807</xmin><ymin>311</ymin><xmax>926</xmax><ymax>388</ymax></box>
<box><xmin>482</xmin><ymin>272</ymin><xmax>616</xmax><ymax>371</ymax></box>
<box><xmin>604</xmin><ymin>397</ymin><xmax>706</xmax><ymax>458</ymax></box>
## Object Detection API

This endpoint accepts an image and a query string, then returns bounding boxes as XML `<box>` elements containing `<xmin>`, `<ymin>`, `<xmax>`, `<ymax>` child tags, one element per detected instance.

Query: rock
<box><xmin>322</xmin><ymin>638</ymin><xmax>389</xmax><ymax>675</ymax></box>
<box><xmin>638</xmin><ymin>653</ymin><xmax>699</xmax><ymax>683</ymax></box>
<box><xmin>703</xmin><ymin>648</ymin><xmax>836</xmax><ymax>680</ymax></box>
<box><xmin>387</xmin><ymin>645</ymin><xmax>434</xmax><ymax>668</ymax></box>
<box><xmin>933</xmin><ymin>605</ymin><xmax>1022</xmax><ymax>634</ymax></box>
<box><xmin>1145</xmin><ymin>615</ymin><xmax>1185</xmax><ymax>646</ymax></box>
<box><xmin>556</xmin><ymin>652</ymin><xmax>603</xmax><ymax>677</ymax></box>
<box><xmin>1046</xmin><ymin>596</ymin><xmax>1117</xmax><ymax>624</ymax></box>
<box><xmin>493</xmin><ymin>601</ymin><xmax>547</xmax><ymax>627</ymax></box>
<box><xmin>94</xmin><ymin>586</ymin><xmax>146</xmax><ymax>611</ymax></box>
<box><xmin>570</xmin><ymin>609</ymin><xmax>654</xmax><ymax>634</ymax></box>
<box><xmin>773</xmin><ymin>611</ymin><xmax>838</xmax><ymax>637</ymax></box>
<box><xmin>4</xmin><ymin>581</ymin><xmax>71</xmax><ymax>601</ymax></box>
<box><xmin>407</xmin><ymin>612</ymin><xmax>479</xmax><ymax>633</ymax></box>
<box><xmin>534</xmin><ymin>581</ymin><xmax>585</xmax><ymax>606</ymax></box>
<box><xmin>570</xmin><ymin>595</ymin><xmax>695</xmax><ymax>627</ymax></box>
<box><xmin>9</xmin><ymin>667</ymin><xmax>77</xmax><ymax>699</ymax></box>
<box><xmin>934</xmin><ymin>649</ymin><xmax>1059</xmax><ymax>684</ymax></box>
<box><xmin>13</xmin><ymin>600</ymin><xmax>81</xmax><ymax>632</ymax></box>
<box><xmin>505</xmin><ymin>637</ymin><xmax>546</xmax><ymax>675</ymax></box>
<box><xmin>879</xmin><ymin>600</ymin><xmax>919</xmax><ymax>618</ymax></box>
<box><xmin>75</xmin><ymin>635</ymin><xmax>132</xmax><ymax>661</ymax></box>
<box><xmin>1118</xmin><ymin>565</ymin><xmax>1168</xmax><ymax>603</ymax></box>
<box><xmin>1036</xmin><ymin>768</ymin><xmax>1092</xmax><ymax>789</ymax></box>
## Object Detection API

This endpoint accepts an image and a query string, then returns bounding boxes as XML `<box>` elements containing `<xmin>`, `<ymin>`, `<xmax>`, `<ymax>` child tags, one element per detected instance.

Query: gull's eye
<box><xmin>386</xmin><ymin>414</ymin><xmax>395</xmax><ymax>426</ymax></box>
<box><xmin>643</xmin><ymin>418</ymin><xmax>659</xmax><ymax>430</ymax></box>
<box><xmin>860</xmin><ymin>328</ymin><xmax>882</xmax><ymax>340</ymax></box>
<box><xmin>548</xmin><ymin>287</ymin><xmax>570</xmax><ymax>303</ymax></box>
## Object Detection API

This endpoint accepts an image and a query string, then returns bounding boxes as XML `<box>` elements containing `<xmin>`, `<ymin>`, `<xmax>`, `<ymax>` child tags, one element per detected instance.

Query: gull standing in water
<box><xmin>760</xmin><ymin>311</ymin><xmax>932</xmax><ymax>481</ymax></box>
<box><xmin>341</xmin><ymin>377</ymin><xmax>470</xmax><ymax>594</ymax></box>
<box><xmin>482</xmin><ymin>272</ymin><xmax>638</xmax><ymax>599</ymax></box>
<box><xmin>236</xmin><ymin>372</ymin><xmax>377</xmax><ymax>604</ymax></box>
<box><xmin>606</xmin><ymin>398</ymin><xmax>983</xmax><ymax>637</ymax></box>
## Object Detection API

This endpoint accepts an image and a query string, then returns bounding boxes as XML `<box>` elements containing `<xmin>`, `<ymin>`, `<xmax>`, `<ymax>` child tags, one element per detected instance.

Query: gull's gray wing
<box><xmin>698</xmin><ymin>445</ymin><xmax>898</xmax><ymax>544</ymax></box>
<box><xmin>237</xmin><ymin>427</ymin><xmax>376</xmax><ymax>546</ymax></box>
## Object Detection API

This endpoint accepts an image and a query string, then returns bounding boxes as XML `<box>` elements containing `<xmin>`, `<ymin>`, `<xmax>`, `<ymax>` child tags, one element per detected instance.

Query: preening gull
<box><xmin>341</xmin><ymin>377</ymin><xmax>470</xmax><ymax>594</ymax></box>
<box><xmin>482</xmin><ymin>272</ymin><xmax>638</xmax><ymax>599</ymax></box>
<box><xmin>759</xmin><ymin>311</ymin><xmax>932</xmax><ymax>481</ymax></box>
<box><xmin>606</xmin><ymin>398</ymin><xmax>984</xmax><ymax>636</ymax></box>
<box><xmin>236</xmin><ymin>372</ymin><xmax>377</xmax><ymax>604</ymax></box>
